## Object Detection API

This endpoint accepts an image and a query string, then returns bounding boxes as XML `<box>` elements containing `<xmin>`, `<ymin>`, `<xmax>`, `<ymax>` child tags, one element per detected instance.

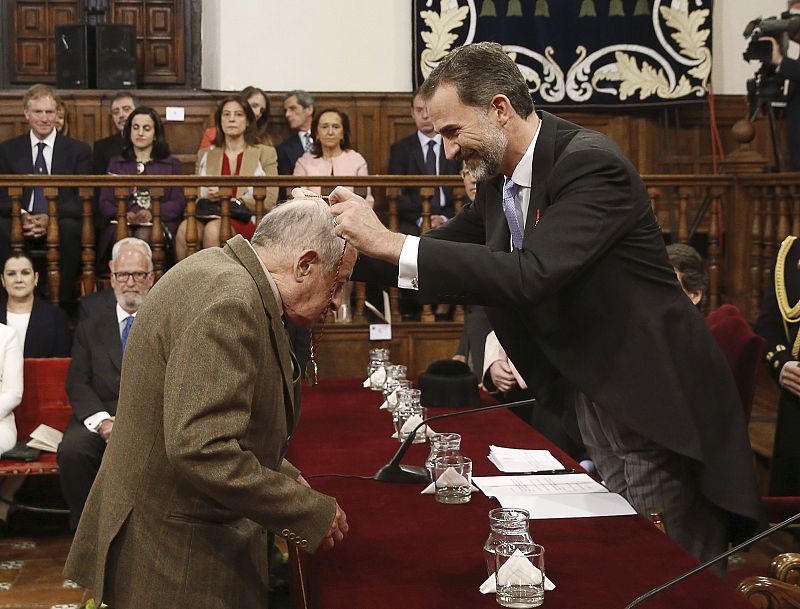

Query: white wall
<box><xmin>201</xmin><ymin>0</ymin><xmax>787</xmax><ymax>96</ymax></box>
<box><xmin>201</xmin><ymin>0</ymin><xmax>412</xmax><ymax>92</ymax></box>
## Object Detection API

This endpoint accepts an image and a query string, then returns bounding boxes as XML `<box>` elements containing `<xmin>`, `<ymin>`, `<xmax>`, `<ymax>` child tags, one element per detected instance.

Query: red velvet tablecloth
<box><xmin>288</xmin><ymin>379</ymin><xmax>754</xmax><ymax>609</ymax></box>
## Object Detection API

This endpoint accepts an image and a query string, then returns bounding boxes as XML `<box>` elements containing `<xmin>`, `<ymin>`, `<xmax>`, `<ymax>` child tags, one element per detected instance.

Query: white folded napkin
<box><xmin>479</xmin><ymin>549</ymin><xmax>556</xmax><ymax>594</ymax></box>
<box><xmin>363</xmin><ymin>366</ymin><xmax>387</xmax><ymax>389</ymax></box>
<box><xmin>421</xmin><ymin>478</ymin><xmax>479</xmax><ymax>494</ymax></box>
<box><xmin>390</xmin><ymin>422</ymin><xmax>435</xmax><ymax>440</ymax></box>
<box><xmin>379</xmin><ymin>387</ymin><xmax>402</xmax><ymax>411</ymax></box>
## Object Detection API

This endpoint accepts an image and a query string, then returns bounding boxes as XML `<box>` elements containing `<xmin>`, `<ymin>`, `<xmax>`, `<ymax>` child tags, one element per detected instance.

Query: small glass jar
<box><xmin>483</xmin><ymin>507</ymin><xmax>533</xmax><ymax>575</ymax></box>
<box><xmin>425</xmin><ymin>432</ymin><xmax>462</xmax><ymax>479</ymax></box>
<box><xmin>383</xmin><ymin>378</ymin><xmax>411</xmax><ymax>412</ymax></box>
<box><xmin>366</xmin><ymin>349</ymin><xmax>390</xmax><ymax>391</ymax></box>
<box><xmin>382</xmin><ymin>364</ymin><xmax>407</xmax><ymax>390</ymax></box>
<box><xmin>393</xmin><ymin>388</ymin><xmax>425</xmax><ymax>443</ymax></box>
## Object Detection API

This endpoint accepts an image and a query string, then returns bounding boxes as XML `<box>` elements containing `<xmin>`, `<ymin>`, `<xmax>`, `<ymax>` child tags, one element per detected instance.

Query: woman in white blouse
<box><xmin>0</xmin><ymin>320</ymin><xmax>24</xmax><ymax>529</ymax></box>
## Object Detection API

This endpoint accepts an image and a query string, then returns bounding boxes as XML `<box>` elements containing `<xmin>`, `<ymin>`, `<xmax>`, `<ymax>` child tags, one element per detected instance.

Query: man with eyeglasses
<box><xmin>58</xmin><ymin>237</ymin><xmax>154</xmax><ymax>530</ymax></box>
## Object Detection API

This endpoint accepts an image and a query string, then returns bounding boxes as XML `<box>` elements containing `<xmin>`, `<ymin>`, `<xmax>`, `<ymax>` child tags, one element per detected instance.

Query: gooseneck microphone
<box><xmin>373</xmin><ymin>397</ymin><xmax>538</xmax><ymax>483</ymax></box>
<box><xmin>624</xmin><ymin>510</ymin><xmax>800</xmax><ymax>608</ymax></box>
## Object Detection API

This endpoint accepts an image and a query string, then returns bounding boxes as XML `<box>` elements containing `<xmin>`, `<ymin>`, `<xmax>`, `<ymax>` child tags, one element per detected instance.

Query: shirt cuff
<box><xmin>83</xmin><ymin>411</ymin><xmax>112</xmax><ymax>433</ymax></box>
<box><xmin>398</xmin><ymin>235</ymin><xmax>420</xmax><ymax>290</ymax></box>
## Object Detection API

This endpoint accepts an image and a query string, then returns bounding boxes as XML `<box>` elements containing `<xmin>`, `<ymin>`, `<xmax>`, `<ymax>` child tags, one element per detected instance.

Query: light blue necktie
<box><xmin>502</xmin><ymin>179</ymin><xmax>524</xmax><ymax>250</ymax></box>
<box><xmin>120</xmin><ymin>315</ymin><xmax>134</xmax><ymax>355</ymax></box>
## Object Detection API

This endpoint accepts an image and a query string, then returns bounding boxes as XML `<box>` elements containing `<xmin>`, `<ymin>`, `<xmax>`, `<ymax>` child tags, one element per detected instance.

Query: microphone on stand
<box><xmin>624</xmin><ymin>510</ymin><xmax>800</xmax><ymax>608</ymax></box>
<box><xmin>373</xmin><ymin>397</ymin><xmax>538</xmax><ymax>483</ymax></box>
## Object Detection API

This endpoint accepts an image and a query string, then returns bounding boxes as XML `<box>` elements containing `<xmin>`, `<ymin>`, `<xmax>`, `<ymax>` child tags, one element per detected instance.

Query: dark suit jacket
<box><xmin>388</xmin><ymin>132</ymin><xmax>462</xmax><ymax>235</ymax></box>
<box><xmin>64</xmin><ymin>236</ymin><xmax>336</xmax><ymax>609</ymax></box>
<box><xmin>92</xmin><ymin>133</ymin><xmax>123</xmax><ymax>176</ymax></box>
<box><xmin>779</xmin><ymin>57</ymin><xmax>800</xmax><ymax>170</ymax></box>
<box><xmin>277</xmin><ymin>134</ymin><xmax>304</xmax><ymax>176</ymax></box>
<box><xmin>0</xmin><ymin>298</ymin><xmax>70</xmax><ymax>358</ymax></box>
<box><xmin>78</xmin><ymin>287</ymin><xmax>117</xmax><ymax>321</ymax></box>
<box><xmin>65</xmin><ymin>291</ymin><xmax>122</xmax><ymax>422</ymax></box>
<box><xmin>0</xmin><ymin>131</ymin><xmax>91</xmax><ymax>219</ymax></box>
<box><xmin>417</xmin><ymin>110</ymin><xmax>762</xmax><ymax>528</ymax></box>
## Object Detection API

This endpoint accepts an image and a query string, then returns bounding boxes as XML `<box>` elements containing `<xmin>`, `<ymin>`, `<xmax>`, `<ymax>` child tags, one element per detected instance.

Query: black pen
<box><xmin>515</xmin><ymin>468</ymin><xmax>576</xmax><ymax>475</ymax></box>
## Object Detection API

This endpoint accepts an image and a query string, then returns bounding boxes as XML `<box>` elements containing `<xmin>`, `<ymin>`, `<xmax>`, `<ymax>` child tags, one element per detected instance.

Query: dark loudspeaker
<box><xmin>55</xmin><ymin>24</ymin><xmax>136</xmax><ymax>89</ymax></box>
<box><xmin>95</xmin><ymin>25</ymin><xmax>136</xmax><ymax>89</ymax></box>
<box><xmin>55</xmin><ymin>25</ymin><xmax>94</xmax><ymax>89</ymax></box>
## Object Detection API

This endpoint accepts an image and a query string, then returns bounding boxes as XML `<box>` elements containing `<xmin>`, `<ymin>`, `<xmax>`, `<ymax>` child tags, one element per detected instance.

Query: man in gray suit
<box><xmin>65</xmin><ymin>200</ymin><xmax>352</xmax><ymax>609</ymax></box>
<box><xmin>58</xmin><ymin>237</ymin><xmax>154</xmax><ymax>529</ymax></box>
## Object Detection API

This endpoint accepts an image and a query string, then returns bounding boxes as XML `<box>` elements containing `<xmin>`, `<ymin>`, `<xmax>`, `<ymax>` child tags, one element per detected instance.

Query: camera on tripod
<box><xmin>743</xmin><ymin>12</ymin><xmax>800</xmax><ymax>62</ymax></box>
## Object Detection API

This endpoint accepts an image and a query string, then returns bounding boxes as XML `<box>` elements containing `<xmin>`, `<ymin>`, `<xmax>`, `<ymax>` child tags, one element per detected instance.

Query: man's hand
<box><xmin>22</xmin><ymin>214</ymin><xmax>47</xmax><ymax>239</ymax></box>
<box><xmin>97</xmin><ymin>417</ymin><xmax>115</xmax><ymax>443</ymax></box>
<box><xmin>761</xmin><ymin>36</ymin><xmax>784</xmax><ymax>67</ymax></box>
<box><xmin>452</xmin><ymin>354</ymin><xmax>467</xmax><ymax>364</ymax></box>
<box><xmin>127</xmin><ymin>209</ymin><xmax>152</xmax><ymax>225</ymax></box>
<box><xmin>431</xmin><ymin>214</ymin><xmax>448</xmax><ymax>229</ymax></box>
<box><xmin>328</xmin><ymin>186</ymin><xmax>405</xmax><ymax>263</ymax></box>
<box><xmin>321</xmin><ymin>503</ymin><xmax>349</xmax><ymax>550</ymax></box>
<box><xmin>489</xmin><ymin>360</ymin><xmax>518</xmax><ymax>394</ymax></box>
<box><xmin>780</xmin><ymin>361</ymin><xmax>800</xmax><ymax>397</ymax></box>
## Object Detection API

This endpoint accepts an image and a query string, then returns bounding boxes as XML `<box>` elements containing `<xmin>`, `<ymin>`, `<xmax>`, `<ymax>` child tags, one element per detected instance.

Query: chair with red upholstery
<box><xmin>706</xmin><ymin>304</ymin><xmax>765</xmax><ymax>423</ymax></box>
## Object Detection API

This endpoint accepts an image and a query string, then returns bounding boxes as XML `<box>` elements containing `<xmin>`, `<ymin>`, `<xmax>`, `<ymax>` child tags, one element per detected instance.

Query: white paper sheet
<box><xmin>474</xmin><ymin>473</ymin><xmax>608</xmax><ymax>496</ymax></box>
<box><xmin>488</xmin><ymin>445</ymin><xmax>564</xmax><ymax>472</ymax></box>
<box><xmin>492</xmin><ymin>492</ymin><xmax>637</xmax><ymax>519</ymax></box>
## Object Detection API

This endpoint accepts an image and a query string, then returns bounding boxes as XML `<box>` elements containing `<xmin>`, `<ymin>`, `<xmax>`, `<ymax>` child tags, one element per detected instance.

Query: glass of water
<box><xmin>432</xmin><ymin>455</ymin><xmax>472</xmax><ymax>504</ymax></box>
<box><xmin>494</xmin><ymin>542</ymin><xmax>545</xmax><ymax>608</ymax></box>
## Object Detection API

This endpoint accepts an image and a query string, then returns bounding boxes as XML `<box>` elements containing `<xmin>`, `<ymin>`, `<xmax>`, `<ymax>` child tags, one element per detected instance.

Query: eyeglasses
<box><xmin>112</xmin><ymin>271</ymin><xmax>151</xmax><ymax>282</ymax></box>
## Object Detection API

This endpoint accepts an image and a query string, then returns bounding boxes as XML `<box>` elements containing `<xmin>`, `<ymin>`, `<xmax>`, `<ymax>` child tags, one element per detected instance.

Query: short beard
<box><xmin>466</xmin><ymin>112</ymin><xmax>508</xmax><ymax>181</ymax></box>
<box><xmin>116</xmin><ymin>292</ymin><xmax>143</xmax><ymax>312</ymax></box>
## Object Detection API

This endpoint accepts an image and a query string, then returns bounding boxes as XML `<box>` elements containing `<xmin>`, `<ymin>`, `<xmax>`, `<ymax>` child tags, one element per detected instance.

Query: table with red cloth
<box><xmin>288</xmin><ymin>379</ymin><xmax>754</xmax><ymax>609</ymax></box>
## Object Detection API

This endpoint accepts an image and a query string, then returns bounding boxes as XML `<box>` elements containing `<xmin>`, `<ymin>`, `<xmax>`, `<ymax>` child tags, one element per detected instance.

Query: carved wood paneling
<box><xmin>13</xmin><ymin>0</ymin><xmax>81</xmax><ymax>83</ymax></box>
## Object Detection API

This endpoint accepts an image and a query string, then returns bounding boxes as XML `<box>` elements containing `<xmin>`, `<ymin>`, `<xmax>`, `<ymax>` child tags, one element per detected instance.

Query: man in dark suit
<box><xmin>57</xmin><ymin>237</ymin><xmax>154</xmax><ymax>529</ymax></box>
<box><xmin>388</xmin><ymin>90</ymin><xmax>462</xmax><ymax>236</ymax></box>
<box><xmin>0</xmin><ymin>84</ymin><xmax>91</xmax><ymax>305</ymax></box>
<box><xmin>91</xmin><ymin>91</ymin><xmax>138</xmax><ymax>178</ymax></box>
<box><xmin>331</xmin><ymin>43</ymin><xmax>761</xmax><ymax>571</ymax></box>
<box><xmin>277</xmin><ymin>90</ymin><xmax>315</xmax><ymax>178</ymax></box>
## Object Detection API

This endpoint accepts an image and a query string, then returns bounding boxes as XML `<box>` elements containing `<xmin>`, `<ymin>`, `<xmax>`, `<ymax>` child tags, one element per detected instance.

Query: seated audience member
<box><xmin>293</xmin><ymin>108</ymin><xmax>374</xmax><ymax>206</ymax></box>
<box><xmin>0</xmin><ymin>321</ymin><xmax>23</xmax><ymax>530</ymax></box>
<box><xmin>54</xmin><ymin>96</ymin><xmax>70</xmax><ymax>136</ymax></box>
<box><xmin>97</xmin><ymin>106</ymin><xmax>185</xmax><ymax>266</ymax></box>
<box><xmin>277</xmin><ymin>90</ymin><xmax>315</xmax><ymax>176</ymax></box>
<box><xmin>0</xmin><ymin>84</ymin><xmax>91</xmax><ymax>306</ymax></box>
<box><xmin>0</xmin><ymin>252</ymin><xmax>70</xmax><ymax>357</ymax></box>
<box><xmin>175</xmin><ymin>96</ymin><xmax>278</xmax><ymax>260</ymax></box>
<box><xmin>200</xmin><ymin>86</ymin><xmax>273</xmax><ymax>149</ymax></box>
<box><xmin>92</xmin><ymin>92</ymin><xmax>138</xmax><ymax>178</ymax></box>
<box><xmin>389</xmin><ymin>90</ymin><xmax>462</xmax><ymax>235</ymax></box>
<box><xmin>755</xmin><ymin>235</ymin><xmax>800</xmax><ymax>496</ymax></box>
<box><xmin>666</xmin><ymin>243</ymin><xmax>708</xmax><ymax>309</ymax></box>
<box><xmin>58</xmin><ymin>238</ymin><xmax>154</xmax><ymax>529</ymax></box>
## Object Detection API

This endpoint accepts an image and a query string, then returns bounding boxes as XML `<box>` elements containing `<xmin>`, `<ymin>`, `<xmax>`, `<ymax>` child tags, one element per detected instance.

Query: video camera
<box><xmin>743</xmin><ymin>12</ymin><xmax>800</xmax><ymax>63</ymax></box>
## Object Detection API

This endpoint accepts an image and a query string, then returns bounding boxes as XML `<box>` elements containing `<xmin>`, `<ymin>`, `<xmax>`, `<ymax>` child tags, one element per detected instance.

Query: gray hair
<box><xmin>111</xmin><ymin>237</ymin><xmax>153</xmax><ymax>271</ymax></box>
<box><xmin>111</xmin><ymin>90</ymin><xmax>139</xmax><ymax>108</ymax></box>
<box><xmin>283</xmin><ymin>90</ymin><xmax>315</xmax><ymax>110</ymax></box>
<box><xmin>251</xmin><ymin>200</ymin><xmax>343</xmax><ymax>274</ymax></box>
<box><xmin>418</xmin><ymin>42</ymin><xmax>534</xmax><ymax>119</ymax></box>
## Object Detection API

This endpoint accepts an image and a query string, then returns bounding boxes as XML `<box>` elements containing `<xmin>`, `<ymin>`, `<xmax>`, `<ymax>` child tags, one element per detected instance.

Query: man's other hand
<box><xmin>97</xmin><ymin>416</ymin><xmax>115</xmax><ymax>443</ymax></box>
<box><xmin>489</xmin><ymin>360</ymin><xmax>518</xmax><ymax>394</ymax></box>
<box><xmin>321</xmin><ymin>503</ymin><xmax>349</xmax><ymax>550</ymax></box>
<box><xmin>780</xmin><ymin>360</ymin><xmax>800</xmax><ymax>397</ymax></box>
<box><xmin>761</xmin><ymin>36</ymin><xmax>784</xmax><ymax>66</ymax></box>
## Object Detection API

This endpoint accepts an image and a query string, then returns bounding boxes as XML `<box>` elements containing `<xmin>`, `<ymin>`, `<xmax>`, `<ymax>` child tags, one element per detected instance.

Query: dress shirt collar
<box><xmin>29</xmin><ymin>128</ymin><xmax>57</xmax><ymax>151</ymax></box>
<box><xmin>245</xmin><ymin>240</ymin><xmax>284</xmax><ymax>316</ymax></box>
<box><xmin>507</xmin><ymin>121</ymin><xmax>542</xmax><ymax>188</ymax></box>
<box><xmin>417</xmin><ymin>131</ymin><xmax>442</xmax><ymax>149</ymax></box>
<box><xmin>116</xmin><ymin>302</ymin><xmax>137</xmax><ymax>324</ymax></box>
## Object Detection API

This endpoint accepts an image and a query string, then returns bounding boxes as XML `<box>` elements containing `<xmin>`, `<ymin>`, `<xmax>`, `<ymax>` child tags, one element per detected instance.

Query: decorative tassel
<box><xmin>578</xmin><ymin>0</ymin><xmax>597</xmax><ymax>17</ymax></box>
<box><xmin>479</xmin><ymin>0</ymin><xmax>497</xmax><ymax>17</ymax></box>
<box><xmin>609</xmin><ymin>0</ymin><xmax>624</xmax><ymax>17</ymax></box>
<box><xmin>506</xmin><ymin>0</ymin><xmax>523</xmax><ymax>17</ymax></box>
<box><xmin>534</xmin><ymin>0</ymin><xmax>549</xmax><ymax>17</ymax></box>
<box><xmin>634</xmin><ymin>0</ymin><xmax>649</xmax><ymax>16</ymax></box>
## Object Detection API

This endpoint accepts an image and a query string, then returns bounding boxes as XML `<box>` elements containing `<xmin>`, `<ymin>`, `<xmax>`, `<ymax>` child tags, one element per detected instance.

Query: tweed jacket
<box><xmin>64</xmin><ymin>235</ymin><xmax>336</xmax><ymax>609</ymax></box>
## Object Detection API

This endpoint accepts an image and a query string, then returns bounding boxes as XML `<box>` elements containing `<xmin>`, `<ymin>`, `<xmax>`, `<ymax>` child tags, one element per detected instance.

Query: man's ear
<box><xmin>295</xmin><ymin>249</ymin><xmax>319</xmax><ymax>280</ymax></box>
<box><xmin>489</xmin><ymin>94</ymin><xmax>513</xmax><ymax>125</ymax></box>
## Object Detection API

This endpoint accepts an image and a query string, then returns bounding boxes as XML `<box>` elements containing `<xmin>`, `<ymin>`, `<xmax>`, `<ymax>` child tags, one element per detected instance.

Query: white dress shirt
<box><xmin>27</xmin><ymin>129</ymin><xmax>57</xmax><ymax>212</ymax></box>
<box><xmin>399</xmin><ymin>121</ymin><xmax>542</xmax><ymax>290</ymax></box>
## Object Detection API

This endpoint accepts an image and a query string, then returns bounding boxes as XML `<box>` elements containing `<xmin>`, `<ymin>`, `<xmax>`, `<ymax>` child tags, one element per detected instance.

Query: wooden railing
<box><xmin>1</xmin><ymin>172</ymin><xmax>799</xmax><ymax>321</ymax></box>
